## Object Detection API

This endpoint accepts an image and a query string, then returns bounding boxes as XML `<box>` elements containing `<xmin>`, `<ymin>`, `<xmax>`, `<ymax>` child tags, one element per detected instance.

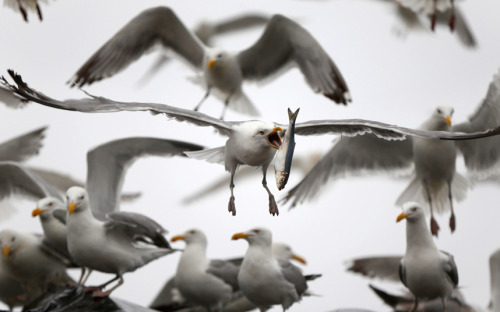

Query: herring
<box><xmin>275</xmin><ymin>108</ymin><xmax>300</xmax><ymax>190</ymax></box>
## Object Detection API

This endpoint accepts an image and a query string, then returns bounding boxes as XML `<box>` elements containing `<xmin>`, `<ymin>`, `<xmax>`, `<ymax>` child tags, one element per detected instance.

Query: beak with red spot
<box><xmin>232</xmin><ymin>232</ymin><xmax>252</xmax><ymax>240</ymax></box>
<box><xmin>32</xmin><ymin>207</ymin><xmax>47</xmax><ymax>217</ymax></box>
<box><xmin>266</xmin><ymin>127</ymin><xmax>283</xmax><ymax>150</ymax></box>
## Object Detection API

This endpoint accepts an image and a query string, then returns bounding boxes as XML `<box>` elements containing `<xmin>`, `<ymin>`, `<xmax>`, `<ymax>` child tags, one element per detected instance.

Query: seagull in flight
<box><xmin>67</xmin><ymin>6</ymin><xmax>351</xmax><ymax>119</ymax></box>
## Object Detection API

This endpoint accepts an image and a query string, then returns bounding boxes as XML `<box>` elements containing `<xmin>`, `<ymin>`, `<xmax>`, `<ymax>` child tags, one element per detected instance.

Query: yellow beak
<box><xmin>170</xmin><ymin>235</ymin><xmax>185</xmax><ymax>242</ymax></box>
<box><xmin>444</xmin><ymin>115</ymin><xmax>451</xmax><ymax>126</ymax></box>
<box><xmin>68</xmin><ymin>201</ymin><xmax>78</xmax><ymax>215</ymax></box>
<box><xmin>32</xmin><ymin>207</ymin><xmax>47</xmax><ymax>217</ymax></box>
<box><xmin>3</xmin><ymin>246</ymin><xmax>10</xmax><ymax>258</ymax></box>
<box><xmin>231</xmin><ymin>232</ymin><xmax>250</xmax><ymax>240</ymax></box>
<box><xmin>292</xmin><ymin>254</ymin><xmax>307</xmax><ymax>265</ymax></box>
<box><xmin>396</xmin><ymin>212</ymin><xmax>409</xmax><ymax>223</ymax></box>
<box><xmin>208</xmin><ymin>59</ymin><xmax>216</xmax><ymax>69</ymax></box>
<box><xmin>267</xmin><ymin>126</ymin><xmax>283</xmax><ymax>150</ymax></box>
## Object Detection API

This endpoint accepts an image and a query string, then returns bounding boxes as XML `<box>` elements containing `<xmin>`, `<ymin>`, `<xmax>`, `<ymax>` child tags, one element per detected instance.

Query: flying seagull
<box><xmin>396</xmin><ymin>202</ymin><xmax>459</xmax><ymax>311</ymax></box>
<box><xmin>67</xmin><ymin>6</ymin><xmax>351</xmax><ymax>118</ymax></box>
<box><xmin>395</xmin><ymin>0</ymin><xmax>456</xmax><ymax>31</ymax></box>
<box><xmin>282</xmin><ymin>68</ymin><xmax>500</xmax><ymax>236</ymax></box>
<box><xmin>232</xmin><ymin>227</ymin><xmax>320</xmax><ymax>311</ymax></box>
<box><xmin>4</xmin><ymin>70</ymin><xmax>500</xmax><ymax>216</ymax></box>
<box><xmin>3</xmin><ymin>0</ymin><xmax>47</xmax><ymax>22</ymax></box>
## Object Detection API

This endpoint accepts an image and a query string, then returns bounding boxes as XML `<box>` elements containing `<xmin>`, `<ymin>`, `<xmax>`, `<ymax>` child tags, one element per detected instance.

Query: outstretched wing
<box><xmin>346</xmin><ymin>255</ymin><xmax>403</xmax><ymax>282</ymax></box>
<box><xmin>237</xmin><ymin>14</ymin><xmax>351</xmax><ymax>104</ymax></box>
<box><xmin>69</xmin><ymin>6</ymin><xmax>205</xmax><ymax>87</ymax></box>
<box><xmin>0</xmin><ymin>126</ymin><xmax>47</xmax><ymax>162</ymax></box>
<box><xmin>281</xmin><ymin>134</ymin><xmax>413</xmax><ymax>207</ymax></box>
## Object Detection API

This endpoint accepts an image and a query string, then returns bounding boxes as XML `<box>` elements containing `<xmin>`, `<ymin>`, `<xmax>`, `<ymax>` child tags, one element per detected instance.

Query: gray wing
<box><xmin>281</xmin><ymin>134</ymin><xmax>413</xmax><ymax>207</ymax></box>
<box><xmin>453</xmin><ymin>70</ymin><xmax>500</xmax><ymax>174</ymax></box>
<box><xmin>0</xmin><ymin>126</ymin><xmax>47</xmax><ymax>162</ymax></box>
<box><xmin>149</xmin><ymin>277</ymin><xmax>183</xmax><ymax>309</ymax></box>
<box><xmin>278</xmin><ymin>259</ymin><xmax>308</xmax><ymax>296</ymax></box>
<box><xmin>194</xmin><ymin>14</ymin><xmax>269</xmax><ymax>46</ymax></box>
<box><xmin>0</xmin><ymin>84</ymin><xmax>29</xmax><ymax>108</ymax></box>
<box><xmin>346</xmin><ymin>256</ymin><xmax>403</xmax><ymax>282</ymax></box>
<box><xmin>207</xmin><ymin>259</ymin><xmax>240</xmax><ymax>291</ymax></box>
<box><xmin>237</xmin><ymin>14</ymin><xmax>351</xmax><ymax>104</ymax></box>
<box><xmin>440</xmin><ymin>250</ymin><xmax>459</xmax><ymax>287</ymax></box>
<box><xmin>104</xmin><ymin>211</ymin><xmax>171</xmax><ymax>249</ymax></box>
<box><xmin>87</xmin><ymin>137</ymin><xmax>203</xmax><ymax>219</ymax></box>
<box><xmin>69</xmin><ymin>6</ymin><xmax>205</xmax><ymax>87</ymax></box>
<box><xmin>436</xmin><ymin>7</ymin><xmax>476</xmax><ymax>48</ymax></box>
<box><xmin>0</xmin><ymin>161</ymin><xmax>62</xmax><ymax>201</ymax></box>
<box><xmin>52</xmin><ymin>209</ymin><xmax>67</xmax><ymax>226</ymax></box>
<box><xmin>398</xmin><ymin>259</ymin><xmax>407</xmax><ymax>287</ymax></box>
<box><xmin>4</xmin><ymin>70</ymin><xmax>235</xmax><ymax>137</ymax></box>
<box><xmin>292</xmin><ymin>118</ymin><xmax>500</xmax><ymax>141</ymax></box>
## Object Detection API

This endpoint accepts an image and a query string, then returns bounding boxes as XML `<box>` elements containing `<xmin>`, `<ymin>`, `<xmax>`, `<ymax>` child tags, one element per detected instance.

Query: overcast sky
<box><xmin>1</xmin><ymin>0</ymin><xmax>500</xmax><ymax>311</ymax></box>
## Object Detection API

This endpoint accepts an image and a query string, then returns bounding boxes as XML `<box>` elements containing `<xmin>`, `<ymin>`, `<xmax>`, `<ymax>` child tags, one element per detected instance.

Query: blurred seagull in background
<box><xmin>395</xmin><ymin>0</ymin><xmax>456</xmax><ymax>31</ymax></box>
<box><xmin>3</xmin><ymin>0</ymin><xmax>47</xmax><ymax>22</ymax></box>
<box><xmin>282</xmin><ymin>69</ymin><xmax>500</xmax><ymax>236</ymax></box>
<box><xmin>67</xmin><ymin>6</ymin><xmax>351</xmax><ymax>119</ymax></box>
<box><xmin>5</xmin><ymin>70</ymin><xmax>500</xmax><ymax>217</ymax></box>
<box><xmin>396</xmin><ymin>202</ymin><xmax>459</xmax><ymax>311</ymax></box>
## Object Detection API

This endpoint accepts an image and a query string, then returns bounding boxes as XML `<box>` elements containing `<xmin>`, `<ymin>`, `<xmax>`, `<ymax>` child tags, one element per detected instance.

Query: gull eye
<box><xmin>10</xmin><ymin>237</ymin><xmax>15</xmax><ymax>242</ymax></box>
<box><xmin>216</xmin><ymin>53</ymin><xmax>222</xmax><ymax>58</ymax></box>
<box><xmin>254</xmin><ymin>229</ymin><xmax>260</xmax><ymax>234</ymax></box>
<box><xmin>48</xmin><ymin>202</ymin><xmax>53</xmax><ymax>207</ymax></box>
<box><xmin>189</xmin><ymin>230</ymin><xmax>195</xmax><ymax>235</ymax></box>
<box><xmin>78</xmin><ymin>195</ymin><xmax>84</xmax><ymax>200</ymax></box>
<box><xmin>437</xmin><ymin>108</ymin><xmax>442</xmax><ymax>114</ymax></box>
<box><xmin>411</xmin><ymin>207</ymin><xmax>417</xmax><ymax>212</ymax></box>
<box><xmin>259</xmin><ymin>130</ymin><xmax>265</xmax><ymax>135</ymax></box>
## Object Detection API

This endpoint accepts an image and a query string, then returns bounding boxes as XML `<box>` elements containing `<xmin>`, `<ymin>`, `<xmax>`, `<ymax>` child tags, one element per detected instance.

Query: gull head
<box><xmin>433</xmin><ymin>106</ymin><xmax>454</xmax><ymax>128</ymax></box>
<box><xmin>396</xmin><ymin>202</ymin><xmax>424</xmax><ymax>223</ymax></box>
<box><xmin>232</xmin><ymin>227</ymin><xmax>273</xmax><ymax>247</ymax></box>
<box><xmin>236</xmin><ymin>121</ymin><xmax>282</xmax><ymax>150</ymax></box>
<box><xmin>66</xmin><ymin>186</ymin><xmax>89</xmax><ymax>216</ymax></box>
<box><xmin>272</xmin><ymin>242</ymin><xmax>307</xmax><ymax>265</ymax></box>
<box><xmin>205</xmin><ymin>48</ymin><xmax>230</xmax><ymax>70</ymax></box>
<box><xmin>171</xmin><ymin>229</ymin><xmax>207</xmax><ymax>246</ymax></box>
<box><xmin>0</xmin><ymin>229</ymin><xmax>21</xmax><ymax>259</ymax></box>
<box><xmin>32</xmin><ymin>197</ymin><xmax>64</xmax><ymax>220</ymax></box>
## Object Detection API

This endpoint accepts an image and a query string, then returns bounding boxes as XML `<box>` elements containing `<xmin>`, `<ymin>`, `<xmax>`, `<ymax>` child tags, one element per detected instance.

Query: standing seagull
<box><xmin>170</xmin><ymin>229</ymin><xmax>239</xmax><ymax>312</ymax></box>
<box><xmin>65</xmin><ymin>186</ymin><xmax>177</xmax><ymax>298</ymax></box>
<box><xmin>67</xmin><ymin>6</ymin><xmax>351</xmax><ymax>118</ymax></box>
<box><xmin>282</xmin><ymin>69</ymin><xmax>500</xmax><ymax>236</ymax></box>
<box><xmin>5</xmin><ymin>70</ymin><xmax>500</xmax><ymax>216</ymax></box>
<box><xmin>232</xmin><ymin>228</ymin><xmax>318</xmax><ymax>312</ymax></box>
<box><xmin>396</xmin><ymin>202</ymin><xmax>459</xmax><ymax>311</ymax></box>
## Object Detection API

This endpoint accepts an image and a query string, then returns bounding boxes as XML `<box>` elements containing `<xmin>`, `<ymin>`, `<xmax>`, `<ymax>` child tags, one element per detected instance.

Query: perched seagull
<box><xmin>0</xmin><ymin>126</ymin><xmax>46</xmax><ymax>162</ymax></box>
<box><xmin>0</xmin><ymin>229</ymin><xmax>71</xmax><ymax>294</ymax></box>
<box><xmin>65</xmin><ymin>186</ymin><xmax>177</xmax><ymax>298</ymax></box>
<box><xmin>379</xmin><ymin>0</ymin><xmax>476</xmax><ymax>47</ymax></box>
<box><xmin>150</xmin><ymin>241</ymin><xmax>307</xmax><ymax>311</ymax></box>
<box><xmin>170</xmin><ymin>229</ymin><xmax>240</xmax><ymax>311</ymax></box>
<box><xmin>282</xmin><ymin>69</ymin><xmax>500</xmax><ymax>236</ymax></box>
<box><xmin>396</xmin><ymin>202</ymin><xmax>459</xmax><ymax>311</ymax></box>
<box><xmin>232</xmin><ymin>227</ymin><xmax>319</xmax><ymax>312</ymax></box>
<box><xmin>3</xmin><ymin>0</ymin><xmax>48</xmax><ymax>22</ymax></box>
<box><xmin>139</xmin><ymin>13</ymin><xmax>269</xmax><ymax>86</ymax></box>
<box><xmin>67</xmin><ymin>6</ymin><xmax>351</xmax><ymax>118</ymax></box>
<box><xmin>5</xmin><ymin>71</ymin><xmax>500</xmax><ymax>217</ymax></box>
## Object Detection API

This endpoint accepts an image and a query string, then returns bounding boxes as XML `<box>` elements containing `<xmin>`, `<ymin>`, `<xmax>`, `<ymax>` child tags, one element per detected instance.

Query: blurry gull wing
<box><xmin>490</xmin><ymin>249</ymin><xmax>500</xmax><ymax>310</ymax></box>
<box><xmin>435</xmin><ymin>7</ymin><xmax>476</xmax><ymax>48</ymax></box>
<box><xmin>86</xmin><ymin>137</ymin><xmax>204</xmax><ymax>219</ymax></box>
<box><xmin>69</xmin><ymin>7</ymin><xmax>205</xmax><ymax>88</ymax></box>
<box><xmin>0</xmin><ymin>126</ymin><xmax>46</xmax><ymax>162</ymax></box>
<box><xmin>0</xmin><ymin>83</ymin><xmax>29</xmax><ymax>108</ymax></box>
<box><xmin>277</xmin><ymin>259</ymin><xmax>309</xmax><ymax>296</ymax></box>
<box><xmin>104</xmin><ymin>211</ymin><xmax>172</xmax><ymax>249</ymax></box>
<box><xmin>237</xmin><ymin>14</ymin><xmax>351</xmax><ymax>104</ymax></box>
<box><xmin>281</xmin><ymin>134</ymin><xmax>414</xmax><ymax>207</ymax></box>
<box><xmin>28</xmin><ymin>167</ymin><xmax>141</xmax><ymax>203</ymax></box>
<box><xmin>5</xmin><ymin>70</ymin><xmax>235</xmax><ymax>137</ymax></box>
<box><xmin>453</xmin><ymin>70</ymin><xmax>500</xmax><ymax>175</ymax></box>
<box><xmin>51</xmin><ymin>208</ymin><xmax>67</xmax><ymax>225</ymax></box>
<box><xmin>8</xmin><ymin>70</ymin><xmax>500</xmax><ymax>142</ymax></box>
<box><xmin>194</xmin><ymin>13</ymin><xmax>269</xmax><ymax>46</ymax></box>
<box><xmin>3</xmin><ymin>0</ymin><xmax>45</xmax><ymax>22</ymax></box>
<box><xmin>206</xmin><ymin>259</ymin><xmax>241</xmax><ymax>291</ymax></box>
<box><xmin>346</xmin><ymin>256</ymin><xmax>403</xmax><ymax>282</ymax></box>
<box><xmin>0</xmin><ymin>161</ymin><xmax>62</xmax><ymax>201</ymax></box>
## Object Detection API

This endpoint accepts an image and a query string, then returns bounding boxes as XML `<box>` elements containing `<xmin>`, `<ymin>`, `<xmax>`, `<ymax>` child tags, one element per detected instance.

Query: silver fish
<box><xmin>275</xmin><ymin>108</ymin><xmax>300</xmax><ymax>190</ymax></box>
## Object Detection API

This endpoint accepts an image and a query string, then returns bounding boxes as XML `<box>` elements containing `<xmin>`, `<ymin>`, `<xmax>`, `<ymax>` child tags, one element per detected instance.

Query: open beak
<box><xmin>232</xmin><ymin>232</ymin><xmax>250</xmax><ymax>240</ymax></box>
<box><xmin>32</xmin><ymin>207</ymin><xmax>47</xmax><ymax>217</ymax></box>
<box><xmin>3</xmin><ymin>246</ymin><xmax>10</xmax><ymax>258</ymax></box>
<box><xmin>68</xmin><ymin>201</ymin><xmax>78</xmax><ymax>215</ymax></box>
<box><xmin>292</xmin><ymin>254</ymin><xmax>307</xmax><ymax>265</ymax></box>
<box><xmin>170</xmin><ymin>235</ymin><xmax>185</xmax><ymax>242</ymax></box>
<box><xmin>266</xmin><ymin>127</ymin><xmax>283</xmax><ymax>150</ymax></box>
<box><xmin>444</xmin><ymin>115</ymin><xmax>451</xmax><ymax>126</ymax></box>
<box><xmin>208</xmin><ymin>59</ymin><xmax>216</xmax><ymax>69</ymax></box>
<box><xmin>396</xmin><ymin>212</ymin><xmax>409</xmax><ymax>223</ymax></box>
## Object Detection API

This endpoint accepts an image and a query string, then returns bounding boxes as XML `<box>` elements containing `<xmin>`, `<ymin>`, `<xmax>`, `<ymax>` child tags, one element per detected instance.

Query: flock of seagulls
<box><xmin>1</xmin><ymin>0</ymin><xmax>500</xmax><ymax>311</ymax></box>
